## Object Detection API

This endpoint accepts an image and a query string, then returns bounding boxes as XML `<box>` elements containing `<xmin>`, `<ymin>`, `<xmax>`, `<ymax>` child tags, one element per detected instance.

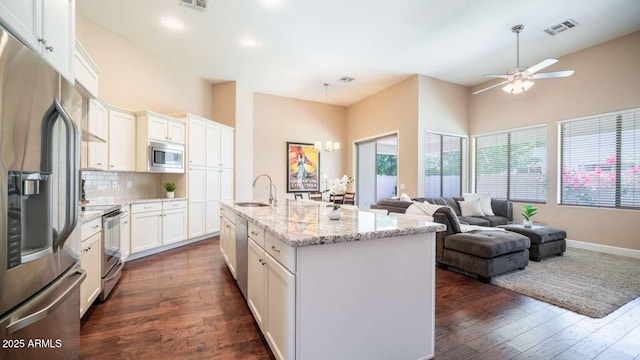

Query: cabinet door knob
<box><xmin>38</xmin><ymin>38</ymin><xmax>46</xmax><ymax>44</ymax></box>
<box><xmin>45</xmin><ymin>46</ymin><xmax>54</xmax><ymax>52</ymax></box>
<box><xmin>271</xmin><ymin>245</ymin><xmax>280</xmax><ymax>253</ymax></box>
<box><xmin>97</xmin><ymin>162</ymin><xmax>102</xmax><ymax>165</ymax></box>
<box><xmin>111</xmin><ymin>165</ymin><xmax>115</xmax><ymax>168</ymax></box>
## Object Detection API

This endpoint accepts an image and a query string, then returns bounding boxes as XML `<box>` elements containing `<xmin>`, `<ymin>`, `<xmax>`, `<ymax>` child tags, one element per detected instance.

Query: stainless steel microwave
<box><xmin>147</xmin><ymin>141</ymin><xmax>184</xmax><ymax>173</ymax></box>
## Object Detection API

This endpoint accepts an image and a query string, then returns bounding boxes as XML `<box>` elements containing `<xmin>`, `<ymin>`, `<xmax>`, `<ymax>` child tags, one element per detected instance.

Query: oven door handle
<box><xmin>5</xmin><ymin>267</ymin><xmax>86</xmax><ymax>336</ymax></box>
<box><xmin>104</xmin><ymin>260</ymin><xmax>124</xmax><ymax>282</ymax></box>
<box><xmin>103</xmin><ymin>211</ymin><xmax>123</xmax><ymax>224</ymax></box>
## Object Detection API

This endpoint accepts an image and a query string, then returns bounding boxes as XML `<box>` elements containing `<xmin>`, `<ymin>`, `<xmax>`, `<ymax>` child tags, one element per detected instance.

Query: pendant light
<box><xmin>314</xmin><ymin>83</ymin><xmax>340</xmax><ymax>152</ymax></box>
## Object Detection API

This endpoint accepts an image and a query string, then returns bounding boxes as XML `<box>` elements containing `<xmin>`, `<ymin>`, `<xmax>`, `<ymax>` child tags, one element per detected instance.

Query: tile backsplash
<box><xmin>82</xmin><ymin>171</ymin><xmax>164</xmax><ymax>204</ymax></box>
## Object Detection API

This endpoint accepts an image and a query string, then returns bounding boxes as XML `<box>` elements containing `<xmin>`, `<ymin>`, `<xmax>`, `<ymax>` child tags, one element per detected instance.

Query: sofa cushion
<box><xmin>458</xmin><ymin>216</ymin><xmax>490</xmax><ymax>227</ymax></box>
<box><xmin>433</xmin><ymin>207</ymin><xmax>462</xmax><ymax>234</ymax></box>
<box><xmin>445</xmin><ymin>231</ymin><xmax>530</xmax><ymax>259</ymax></box>
<box><xmin>479</xmin><ymin>216</ymin><xmax>509</xmax><ymax>227</ymax></box>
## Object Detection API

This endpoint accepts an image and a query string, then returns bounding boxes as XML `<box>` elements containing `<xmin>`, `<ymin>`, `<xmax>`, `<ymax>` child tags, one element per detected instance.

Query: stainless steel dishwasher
<box><xmin>235</xmin><ymin>215</ymin><xmax>248</xmax><ymax>299</ymax></box>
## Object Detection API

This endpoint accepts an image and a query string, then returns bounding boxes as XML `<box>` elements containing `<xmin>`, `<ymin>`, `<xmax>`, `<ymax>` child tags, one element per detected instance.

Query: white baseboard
<box><xmin>126</xmin><ymin>232</ymin><xmax>219</xmax><ymax>262</ymax></box>
<box><xmin>566</xmin><ymin>239</ymin><xmax>640</xmax><ymax>259</ymax></box>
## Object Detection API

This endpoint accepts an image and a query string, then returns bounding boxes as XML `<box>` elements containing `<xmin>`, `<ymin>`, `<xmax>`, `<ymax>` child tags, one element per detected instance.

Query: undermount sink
<box><xmin>235</xmin><ymin>202</ymin><xmax>270</xmax><ymax>207</ymax></box>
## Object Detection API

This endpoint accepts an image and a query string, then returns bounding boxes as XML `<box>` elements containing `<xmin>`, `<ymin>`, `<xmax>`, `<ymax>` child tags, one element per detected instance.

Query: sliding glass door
<box><xmin>356</xmin><ymin>135</ymin><xmax>398</xmax><ymax>208</ymax></box>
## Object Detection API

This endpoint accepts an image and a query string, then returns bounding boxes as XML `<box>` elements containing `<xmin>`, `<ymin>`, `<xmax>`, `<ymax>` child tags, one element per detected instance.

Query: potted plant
<box><xmin>326</xmin><ymin>203</ymin><xmax>342</xmax><ymax>220</ymax></box>
<box><xmin>521</xmin><ymin>204</ymin><xmax>538</xmax><ymax>228</ymax></box>
<box><xmin>164</xmin><ymin>182</ymin><xmax>176</xmax><ymax>198</ymax></box>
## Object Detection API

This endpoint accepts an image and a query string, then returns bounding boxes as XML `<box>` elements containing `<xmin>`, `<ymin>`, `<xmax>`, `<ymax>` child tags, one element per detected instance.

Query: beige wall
<box><xmin>418</xmin><ymin>75</ymin><xmax>470</xmax><ymax>193</ymax></box>
<box><xmin>252</xmin><ymin>93</ymin><xmax>347</xmax><ymax>201</ymax></box>
<box><xmin>469</xmin><ymin>31</ymin><xmax>640</xmax><ymax>251</ymax></box>
<box><xmin>76</xmin><ymin>16</ymin><xmax>214</xmax><ymax>117</ymax></box>
<box><xmin>346</xmin><ymin>76</ymin><xmax>419</xmax><ymax>196</ymax></box>
<box><xmin>212</xmin><ymin>82</ymin><xmax>236</xmax><ymax>128</ymax></box>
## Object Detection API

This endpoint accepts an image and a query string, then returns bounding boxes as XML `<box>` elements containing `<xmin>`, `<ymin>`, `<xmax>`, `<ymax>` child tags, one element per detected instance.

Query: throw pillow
<box><xmin>399</xmin><ymin>192</ymin><xmax>412</xmax><ymax>202</ymax></box>
<box><xmin>462</xmin><ymin>192</ymin><xmax>494</xmax><ymax>216</ymax></box>
<box><xmin>459</xmin><ymin>199</ymin><xmax>485</xmax><ymax>217</ymax></box>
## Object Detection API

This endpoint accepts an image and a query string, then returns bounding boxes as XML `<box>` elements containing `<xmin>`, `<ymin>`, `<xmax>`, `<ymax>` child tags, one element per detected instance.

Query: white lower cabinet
<box><xmin>247</xmin><ymin>236</ymin><xmax>295</xmax><ymax>360</ymax></box>
<box><xmin>131</xmin><ymin>201</ymin><xmax>188</xmax><ymax>254</ymax></box>
<box><xmin>80</xmin><ymin>218</ymin><xmax>102</xmax><ymax>317</ymax></box>
<box><xmin>162</xmin><ymin>201</ymin><xmax>188</xmax><ymax>245</ymax></box>
<box><xmin>130</xmin><ymin>204</ymin><xmax>162</xmax><ymax>253</ymax></box>
<box><xmin>219</xmin><ymin>213</ymin><xmax>236</xmax><ymax>278</ymax></box>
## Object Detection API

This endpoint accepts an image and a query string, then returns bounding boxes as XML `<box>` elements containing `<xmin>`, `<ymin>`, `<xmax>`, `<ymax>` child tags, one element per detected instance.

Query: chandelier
<box><xmin>314</xmin><ymin>83</ymin><xmax>340</xmax><ymax>152</ymax></box>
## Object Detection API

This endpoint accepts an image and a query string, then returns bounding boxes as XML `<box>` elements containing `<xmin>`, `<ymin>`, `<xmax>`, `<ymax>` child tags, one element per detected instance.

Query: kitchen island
<box><xmin>221</xmin><ymin>199</ymin><xmax>445</xmax><ymax>360</ymax></box>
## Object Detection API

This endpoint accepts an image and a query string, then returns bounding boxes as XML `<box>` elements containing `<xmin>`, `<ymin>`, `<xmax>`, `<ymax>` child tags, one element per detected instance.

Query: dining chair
<box><xmin>309</xmin><ymin>192</ymin><xmax>322</xmax><ymax>201</ymax></box>
<box><xmin>330</xmin><ymin>194</ymin><xmax>345</xmax><ymax>204</ymax></box>
<box><xmin>343</xmin><ymin>192</ymin><xmax>356</xmax><ymax>205</ymax></box>
<box><xmin>293</xmin><ymin>193</ymin><xmax>303</xmax><ymax>200</ymax></box>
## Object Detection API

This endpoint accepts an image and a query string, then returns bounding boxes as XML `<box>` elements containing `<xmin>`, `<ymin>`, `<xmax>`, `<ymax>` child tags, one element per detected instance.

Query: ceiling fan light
<box><xmin>502</xmin><ymin>83</ymin><xmax>514</xmax><ymax>93</ymax></box>
<box><xmin>523</xmin><ymin>80</ymin><xmax>534</xmax><ymax>91</ymax></box>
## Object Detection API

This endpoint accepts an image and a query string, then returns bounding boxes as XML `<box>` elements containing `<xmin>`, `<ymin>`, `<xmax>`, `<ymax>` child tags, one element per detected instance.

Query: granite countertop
<box><xmin>79</xmin><ymin>197</ymin><xmax>188</xmax><ymax>223</ymax></box>
<box><xmin>222</xmin><ymin>199</ymin><xmax>446</xmax><ymax>247</ymax></box>
<box><xmin>80</xmin><ymin>210</ymin><xmax>103</xmax><ymax>224</ymax></box>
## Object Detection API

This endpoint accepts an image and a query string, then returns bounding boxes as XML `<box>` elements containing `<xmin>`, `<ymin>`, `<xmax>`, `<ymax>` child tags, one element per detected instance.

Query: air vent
<box><xmin>338</xmin><ymin>76</ymin><xmax>355</xmax><ymax>83</ymax></box>
<box><xmin>180</xmin><ymin>0</ymin><xmax>208</xmax><ymax>11</ymax></box>
<box><xmin>544</xmin><ymin>19</ymin><xmax>579</xmax><ymax>36</ymax></box>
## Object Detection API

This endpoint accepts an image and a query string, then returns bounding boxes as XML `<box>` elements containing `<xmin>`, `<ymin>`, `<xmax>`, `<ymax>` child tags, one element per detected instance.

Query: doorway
<box><xmin>355</xmin><ymin>134</ymin><xmax>398</xmax><ymax>208</ymax></box>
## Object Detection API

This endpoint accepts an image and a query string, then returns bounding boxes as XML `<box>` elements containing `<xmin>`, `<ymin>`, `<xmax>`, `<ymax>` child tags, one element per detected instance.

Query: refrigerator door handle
<box><xmin>5</xmin><ymin>267</ymin><xmax>86</xmax><ymax>336</ymax></box>
<box><xmin>41</xmin><ymin>100</ymin><xmax>80</xmax><ymax>248</ymax></box>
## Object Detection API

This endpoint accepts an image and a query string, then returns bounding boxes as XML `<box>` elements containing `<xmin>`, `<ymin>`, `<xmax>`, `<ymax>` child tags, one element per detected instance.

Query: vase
<box><xmin>328</xmin><ymin>209</ymin><xmax>342</xmax><ymax>220</ymax></box>
<box><xmin>167</xmin><ymin>191</ymin><xmax>175</xmax><ymax>199</ymax></box>
<box><xmin>523</xmin><ymin>219</ymin><xmax>533</xmax><ymax>228</ymax></box>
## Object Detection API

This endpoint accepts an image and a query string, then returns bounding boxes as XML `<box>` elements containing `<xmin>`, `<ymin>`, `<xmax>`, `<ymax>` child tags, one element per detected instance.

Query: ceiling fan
<box><xmin>473</xmin><ymin>24</ymin><xmax>574</xmax><ymax>95</ymax></box>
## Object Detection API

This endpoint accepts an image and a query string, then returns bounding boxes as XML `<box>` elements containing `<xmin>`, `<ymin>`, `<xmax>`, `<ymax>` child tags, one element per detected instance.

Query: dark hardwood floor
<box><xmin>80</xmin><ymin>238</ymin><xmax>640</xmax><ymax>359</ymax></box>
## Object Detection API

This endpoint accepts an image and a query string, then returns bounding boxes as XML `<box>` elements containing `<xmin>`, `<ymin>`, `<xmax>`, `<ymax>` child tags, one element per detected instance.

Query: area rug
<box><xmin>491</xmin><ymin>248</ymin><xmax>640</xmax><ymax>318</ymax></box>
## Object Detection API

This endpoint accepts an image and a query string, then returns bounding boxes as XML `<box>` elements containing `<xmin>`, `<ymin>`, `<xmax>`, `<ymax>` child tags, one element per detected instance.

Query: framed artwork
<box><xmin>286</xmin><ymin>142</ymin><xmax>320</xmax><ymax>192</ymax></box>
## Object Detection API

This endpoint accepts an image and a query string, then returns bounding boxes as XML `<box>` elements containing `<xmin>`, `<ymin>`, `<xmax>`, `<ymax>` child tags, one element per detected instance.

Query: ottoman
<box><xmin>441</xmin><ymin>230</ymin><xmax>530</xmax><ymax>283</ymax></box>
<box><xmin>499</xmin><ymin>225</ymin><xmax>566</xmax><ymax>261</ymax></box>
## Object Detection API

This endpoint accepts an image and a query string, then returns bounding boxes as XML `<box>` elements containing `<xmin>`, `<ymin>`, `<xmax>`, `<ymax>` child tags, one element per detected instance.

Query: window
<box><xmin>560</xmin><ymin>109</ymin><xmax>640</xmax><ymax>209</ymax></box>
<box><xmin>424</xmin><ymin>132</ymin><xmax>466</xmax><ymax>197</ymax></box>
<box><xmin>474</xmin><ymin>125</ymin><xmax>547</xmax><ymax>202</ymax></box>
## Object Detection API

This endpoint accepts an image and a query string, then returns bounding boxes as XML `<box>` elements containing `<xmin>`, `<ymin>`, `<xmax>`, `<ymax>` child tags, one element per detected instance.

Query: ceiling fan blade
<box><xmin>472</xmin><ymin>80</ymin><xmax>511</xmax><ymax>95</ymax></box>
<box><xmin>525</xmin><ymin>58</ymin><xmax>558</xmax><ymax>75</ymax></box>
<box><xmin>481</xmin><ymin>74</ymin><xmax>511</xmax><ymax>79</ymax></box>
<box><xmin>529</xmin><ymin>70</ymin><xmax>575</xmax><ymax>79</ymax></box>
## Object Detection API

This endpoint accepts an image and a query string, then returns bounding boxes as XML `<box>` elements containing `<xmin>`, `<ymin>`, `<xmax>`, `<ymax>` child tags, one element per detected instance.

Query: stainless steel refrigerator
<box><xmin>0</xmin><ymin>24</ymin><xmax>85</xmax><ymax>359</ymax></box>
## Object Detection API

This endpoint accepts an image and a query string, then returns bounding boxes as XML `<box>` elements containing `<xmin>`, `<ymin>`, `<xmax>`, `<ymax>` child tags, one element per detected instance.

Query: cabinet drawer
<box><xmin>81</xmin><ymin>231</ymin><xmax>101</xmax><ymax>250</ymax></box>
<box><xmin>163</xmin><ymin>200</ymin><xmax>187</xmax><ymax>210</ymax></box>
<box><xmin>81</xmin><ymin>218</ymin><xmax>102</xmax><ymax>240</ymax></box>
<box><xmin>120</xmin><ymin>204</ymin><xmax>130</xmax><ymax>216</ymax></box>
<box><xmin>248</xmin><ymin>222</ymin><xmax>264</xmax><ymax>248</ymax></box>
<box><xmin>265</xmin><ymin>232</ymin><xmax>296</xmax><ymax>273</ymax></box>
<box><xmin>221</xmin><ymin>205</ymin><xmax>235</xmax><ymax>224</ymax></box>
<box><xmin>131</xmin><ymin>202</ymin><xmax>162</xmax><ymax>213</ymax></box>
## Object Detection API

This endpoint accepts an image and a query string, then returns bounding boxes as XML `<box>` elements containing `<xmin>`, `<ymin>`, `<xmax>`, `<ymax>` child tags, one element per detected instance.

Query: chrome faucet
<box><xmin>252</xmin><ymin>173</ymin><xmax>277</xmax><ymax>206</ymax></box>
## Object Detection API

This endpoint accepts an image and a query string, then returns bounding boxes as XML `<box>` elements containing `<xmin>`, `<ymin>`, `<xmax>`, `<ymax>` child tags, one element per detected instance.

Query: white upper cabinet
<box><xmin>74</xmin><ymin>40</ymin><xmax>99</xmax><ymax>98</ymax></box>
<box><xmin>188</xmin><ymin>117</ymin><xmax>206</xmax><ymax>167</ymax></box>
<box><xmin>219</xmin><ymin>127</ymin><xmax>234</xmax><ymax>169</ymax></box>
<box><xmin>0</xmin><ymin>0</ymin><xmax>75</xmax><ymax>82</ymax></box>
<box><xmin>137</xmin><ymin>111</ymin><xmax>185</xmax><ymax>145</ymax></box>
<box><xmin>85</xmin><ymin>98</ymin><xmax>108</xmax><ymax>170</ymax></box>
<box><xmin>108</xmin><ymin>108</ymin><xmax>136</xmax><ymax>172</ymax></box>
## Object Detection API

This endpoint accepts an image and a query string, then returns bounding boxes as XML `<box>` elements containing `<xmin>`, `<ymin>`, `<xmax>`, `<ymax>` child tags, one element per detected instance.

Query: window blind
<box><xmin>424</xmin><ymin>132</ymin><xmax>466</xmax><ymax>197</ymax></box>
<box><xmin>560</xmin><ymin>109</ymin><xmax>640</xmax><ymax>209</ymax></box>
<box><xmin>474</xmin><ymin>126</ymin><xmax>547</xmax><ymax>202</ymax></box>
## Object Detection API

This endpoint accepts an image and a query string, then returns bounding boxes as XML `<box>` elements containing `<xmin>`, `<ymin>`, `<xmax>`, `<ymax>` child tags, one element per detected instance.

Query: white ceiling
<box><xmin>77</xmin><ymin>0</ymin><xmax>640</xmax><ymax>106</ymax></box>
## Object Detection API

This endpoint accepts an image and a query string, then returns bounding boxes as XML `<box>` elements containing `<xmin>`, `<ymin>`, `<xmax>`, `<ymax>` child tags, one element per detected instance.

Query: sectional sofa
<box><xmin>371</xmin><ymin>197</ymin><xmax>530</xmax><ymax>282</ymax></box>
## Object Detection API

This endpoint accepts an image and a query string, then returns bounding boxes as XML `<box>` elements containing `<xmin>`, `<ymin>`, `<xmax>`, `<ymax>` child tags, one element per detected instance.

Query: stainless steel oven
<box><xmin>147</xmin><ymin>141</ymin><xmax>184</xmax><ymax>173</ymax></box>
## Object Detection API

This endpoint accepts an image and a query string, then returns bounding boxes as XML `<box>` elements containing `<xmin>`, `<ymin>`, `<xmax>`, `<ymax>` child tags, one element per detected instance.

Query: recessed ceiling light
<box><xmin>161</xmin><ymin>17</ymin><xmax>183</xmax><ymax>31</ymax></box>
<box><xmin>243</xmin><ymin>39</ymin><xmax>259</xmax><ymax>47</ymax></box>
